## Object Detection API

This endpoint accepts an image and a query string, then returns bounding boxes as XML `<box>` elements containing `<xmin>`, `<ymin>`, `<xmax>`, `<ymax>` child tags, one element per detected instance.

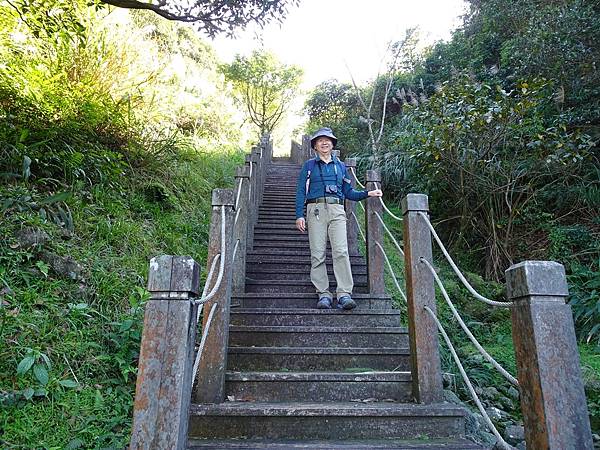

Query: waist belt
<box><xmin>306</xmin><ymin>197</ymin><xmax>343</xmax><ymax>205</ymax></box>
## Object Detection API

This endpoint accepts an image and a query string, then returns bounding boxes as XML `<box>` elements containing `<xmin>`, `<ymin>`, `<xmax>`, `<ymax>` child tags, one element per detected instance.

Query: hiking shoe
<box><xmin>316</xmin><ymin>296</ymin><xmax>333</xmax><ymax>309</ymax></box>
<box><xmin>337</xmin><ymin>295</ymin><xmax>356</xmax><ymax>310</ymax></box>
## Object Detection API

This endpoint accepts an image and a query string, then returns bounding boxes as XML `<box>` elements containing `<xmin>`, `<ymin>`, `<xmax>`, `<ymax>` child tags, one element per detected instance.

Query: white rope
<box><xmin>351</xmin><ymin>211</ymin><xmax>366</xmax><ymax>243</ymax></box>
<box><xmin>234</xmin><ymin>177</ymin><xmax>242</xmax><ymax>211</ymax></box>
<box><xmin>421</xmin><ymin>258</ymin><xmax>518</xmax><ymax>386</ymax></box>
<box><xmin>424</xmin><ymin>306</ymin><xmax>514</xmax><ymax>450</ymax></box>
<box><xmin>195</xmin><ymin>253</ymin><xmax>220</xmax><ymax>321</ymax></box>
<box><xmin>232</xmin><ymin>238</ymin><xmax>240</xmax><ymax>262</ymax></box>
<box><xmin>194</xmin><ymin>206</ymin><xmax>227</xmax><ymax>306</ymax></box>
<box><xmin>191</xmin><ymin>303</ymin><xmax>218</xmax><ymax>384</ymax></box>
<box><xmin>349</xmin><ymin>166</ymin><xmax>365</xmax><ymax>189</ymax></box>
<box><xmin>375</xmin><ymin>212</ymin><xmax>404</xmax><ymax>257</ymax></box>
<box><xmin>373</xmin><ymin>181</ymin><xmax>403</xmax><ymax>221</ymax></box>
<box><xmin>375</xmin><ymin>241</ymin><xmax>407</xmax><ymax>302</ymax></box>
<box><xmin>417</xmin><ymin>212</ymin><xmax>513</xmax><ymax>308</ymax></box>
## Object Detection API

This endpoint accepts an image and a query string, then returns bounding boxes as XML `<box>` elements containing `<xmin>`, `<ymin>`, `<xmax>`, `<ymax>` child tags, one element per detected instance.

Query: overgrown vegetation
<box><xmin>307</xmin><ymin>0</ymin><xmax>599</xmax><ymax>438</ymax></box>
<box><xmin>0</xmin><ymin>2</ymin><xmax>246</xmax><ymax>448</ymax></box>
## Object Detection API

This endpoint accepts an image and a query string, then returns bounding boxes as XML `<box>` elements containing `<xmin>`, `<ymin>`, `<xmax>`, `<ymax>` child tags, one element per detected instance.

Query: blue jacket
<box><xmin>295</xmin><ymin>155</ymin><xmax>369</xmax><ymax>219</ymax></box>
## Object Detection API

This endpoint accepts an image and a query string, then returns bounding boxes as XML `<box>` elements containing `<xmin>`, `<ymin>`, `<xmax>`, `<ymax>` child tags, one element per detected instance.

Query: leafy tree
<box><xmin>221</xmin><ymin>50</ymin><xmax>303</xmax><ymax>137</ymax></box>
<box><xmin>100</xmin><ymin>0</ymin><xmax>299</xmax><ymax>37</ymax></box>
<box><xmin>386</xmin><ymin>75</ymin><xmax>596</xmax><ymax>279</ymax></box>
<box><xmin>305</xmin><ymin>79</ymin><xmax>362</xmax><ymax>153</ymax></box>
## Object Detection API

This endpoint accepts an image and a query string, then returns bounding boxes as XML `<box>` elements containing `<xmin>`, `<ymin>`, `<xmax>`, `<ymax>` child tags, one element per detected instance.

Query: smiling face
<box><xmin>314</xmin><ymin>136</ymin><xmax>333</xmax><ymax>159</ymax></box>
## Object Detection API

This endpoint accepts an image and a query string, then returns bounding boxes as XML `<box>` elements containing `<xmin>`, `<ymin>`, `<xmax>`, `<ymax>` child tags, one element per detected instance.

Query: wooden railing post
<box><xmin>130</xmin><ymin>255</ymin><xmax>200</xmax><ymax>450</ymax></box>
<box><xmin>365</xmin><ymin>169</ymin><xmax>385</xmax><ymax>294</ymax></box>
<box><xmin>252</xmin><ymin>147</ymin><xmax>263</xmax><ymax>209</ymax></box>
<box><xmin>246</xmin><ymin>152</ymin><xmax>259</xmax><ymax>251</ymax></box>
<box><xmin>232</xmin><ymin>166</ymin><xmax>250</xmax><ymax>294</ymax></box>
<box><xmin>506</xmin><ymin>261</ymin><xmax>593</xmax><ymax>450</ymax></box>
<box><xmin>192</xmin><ymin>189</ymin><xmax>235</xmax><ymax>404</ymax></box>
<box><xmin>291</xmin><ymin>140</ymin><xmax>301</xmax><ymax>164</ymax></box>
<box><xmin>402</xmin><ymin>193</ymin><xmax>443</xmax><ymax>404</ymax></box>
<box><xmin>344</xmin><ymin>158</ymin><xmax>359</xmax><ymax>256</ymax></box>
<box><xmin>302</xmin><ymin>134</ymin><xmax>311</xmax><ymax>161</ymax></box>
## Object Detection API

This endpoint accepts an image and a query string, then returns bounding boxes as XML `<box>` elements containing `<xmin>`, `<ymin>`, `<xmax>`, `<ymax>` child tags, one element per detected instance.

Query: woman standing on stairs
<box><xmin>295</xmin><ymin>127</ymin><xmax>383</xmax><ymax>310</ymax></box>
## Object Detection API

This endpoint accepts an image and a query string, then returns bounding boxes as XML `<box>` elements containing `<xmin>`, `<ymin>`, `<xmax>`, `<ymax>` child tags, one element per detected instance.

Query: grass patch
<box><xmin>0</xmin><ymin>145</ymin><xmax>243</xmax><ymax>449</ymax></box>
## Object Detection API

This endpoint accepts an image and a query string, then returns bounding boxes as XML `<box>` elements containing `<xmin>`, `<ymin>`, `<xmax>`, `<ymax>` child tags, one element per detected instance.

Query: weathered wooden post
<box><xmin>252</xmin><ymin>147</ymin><xmax>263</xmax><ymax>210</ymax></box>
<box><xmin>302</xmin><ymin>134</ymin><xmax>311</xmax><ymax>160</ymax></box>
<box><xmin>247</xmin><ymin>152</ymin><xmax>259</xmax><ymax>251</ymax></box>
<box><xmin>232</xmin><ymin>166</ymin><xmax>250</xmax><ymax>294</ymax></box>
<box><xmin>345</xmin><ymin>158</ymin><xmax>359</xmax><ymax>256</ymax></box>
<box><xmin>402</xmin><ymin>193</ymin><xmax>443</xmax><ymax>403</ymax></box>
<box><xmin>130</xmin><ymin>255</ymin><xmax>200</xmax><ymax>450</ymax></box>
<box><xmin>193</xmin><ymin>189</ymin><xmax>235</xmax><ymax>403</ymax></box>
<box><xmin>365</xmin><ymin>169</ymin><xmax>385</xmax><ymax>294</ymax></box>
<box><xmin>506</xmin><ymin>261</ymin><xmax>593</xmax><ymax>450</ymax></box>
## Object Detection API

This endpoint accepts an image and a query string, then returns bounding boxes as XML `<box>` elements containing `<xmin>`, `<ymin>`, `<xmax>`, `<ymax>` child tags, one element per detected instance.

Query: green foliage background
<box><xmin>0</xmin><ymin>2</ymin><xmax>246</xmax><ymax>448</ymax></box>
<box><xmin>306</xmin><ymin>0</ymin><xmax>599</xmax><ymax>436</ymax></box>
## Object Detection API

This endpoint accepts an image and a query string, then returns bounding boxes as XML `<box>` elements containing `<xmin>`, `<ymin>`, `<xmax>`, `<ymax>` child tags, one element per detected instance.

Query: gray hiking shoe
<box><xmin>337</xmin><ymin>295</ymin><xmax>356</xmax><ymax>310</ymax></box>
<box><xmin>316</xmin><ymin>296</ymin><xmax>332</xmax><ymax>309</ymax></box>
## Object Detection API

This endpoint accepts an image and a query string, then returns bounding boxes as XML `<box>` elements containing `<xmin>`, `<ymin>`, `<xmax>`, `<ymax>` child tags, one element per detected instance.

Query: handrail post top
<box><xmin>505</xmin><ymin>260</ymin><xmax>569</xmax><ymax>301</ymax></box>
<box><xmin>212</xmin><ymin>189</ymin><xmax>235</xmax><ymax>207</ymax></box>
<box><xmin>344</xmin><ymin>158</ymin><xmax>357</xmax><ymax>167</ymax></box>
<box><xmin>402</xmin><ymin>193</ymin><xmax>429</xmax><ymax>214</ymax></box>
<box><xmin>250</xmin><ymin>153</ymin><xmax>259</xmax><ymax>163</ymax></box>
<box><xmin>148</xmin><ymin>255</ymin><xmax>200</xmax><ymax>296</ymax></box>
<box><xmin>235</xmin><ymin>166</ymin><xmax>250</xmax><ymax>178</ymax></box>
<box><xmin>366</xmin><ymin>169</ymin><xmax>381</xmax><ymax>183</ymax></box>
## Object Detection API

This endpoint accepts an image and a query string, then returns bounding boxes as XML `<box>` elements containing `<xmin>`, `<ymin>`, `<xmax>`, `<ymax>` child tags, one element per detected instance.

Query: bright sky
<box><xmin>208</xmin><ymin>0</ymin><xmax>468</xmax><ymax>152</ymax></box>
<box><xmin>211</xmin><ymin>0</ymin><xmax>468</xmax><ymax>89</ymax></box>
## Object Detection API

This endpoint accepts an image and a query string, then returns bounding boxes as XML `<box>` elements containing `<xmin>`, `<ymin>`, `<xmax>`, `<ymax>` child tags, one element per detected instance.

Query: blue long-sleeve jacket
<box><xmin>295</xmin><ymin>155</ymin><xmax>369</xmax><ymax>219</ymax></box>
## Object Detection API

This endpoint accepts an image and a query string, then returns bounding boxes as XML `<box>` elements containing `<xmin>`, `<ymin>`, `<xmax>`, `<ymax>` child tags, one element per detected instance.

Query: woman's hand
<box><xmin>296</xmin><ymin>217</ymin><xmax>306</xmax><ymax>232</ymax></box>
<box><xmin>368</xmin><ymin>189</ymin><xmax>383</xmax><ymax>197</ymax></box>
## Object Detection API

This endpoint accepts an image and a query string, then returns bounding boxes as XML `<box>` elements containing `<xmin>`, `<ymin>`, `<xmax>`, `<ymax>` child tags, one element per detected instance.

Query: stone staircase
<box><xmin>187</xmin><ymin>160</ymin><xmax>482</xmax><ymax>449</ymax></box>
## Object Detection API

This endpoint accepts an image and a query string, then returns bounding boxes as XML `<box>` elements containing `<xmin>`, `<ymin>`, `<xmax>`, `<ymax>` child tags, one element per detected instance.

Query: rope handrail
<box><xmin>352</xmin><ymin>210</ymin><xmax>406</xmax><ymax>302</ymax></box>
<box><xmin>232</xmin><ymin>238</ymin><xmax>240</xmax><ymax>262</ymax></box>
<box><xmin>192</xmin><ymin>302</ymin><xmax>218</xmax><ymax>383</ymax></box>
<box><xmin>374</xmin><ymin>211</ymin><xmax>404</xmax><ymax>257</ymax></box>
<box><xmin>375</xmin><ymin>241</ymin><xmax>407</xmax><ymax>302</ymax></box>
<box><xmin>234</xmin><ymin>177</ymin><xmax>242</xmax><ymax>211</ymax></box>
<box><xmin>351</xmin><ymin>210</ymin><xmax>366</xmax><ymax>243</ymax></box>
<box><xmin>373</xmin><ymin>182</ymin><xmax>402</xmax><ymax>221</ymax></box>
<box><xmin>194</xmin><ymin>206</ymin><xmax>227</xmax><ymax>306</ymax></box>
<box><xmin>349</xmin><ymin>166</ymin><xmax>365</xmax><ymax>189</ymax></box>
<box><xmin>421</xmin><ymin>258</ymin><xmax>518</xmax><ymax>386</ymax></box>
<box><xmin>348</xmin><ymin>167</ymin><xmax>402</xmax><ymax>221</ymax></box>
<box><xmin>417</xmin><ymin>212</ymin><xmax>513</xmax><ymax>308</ymax></box>
<box><xmin>424</xmin><ymin>306</ymin><xmax>515</xmax><ymax>450</ymax></box>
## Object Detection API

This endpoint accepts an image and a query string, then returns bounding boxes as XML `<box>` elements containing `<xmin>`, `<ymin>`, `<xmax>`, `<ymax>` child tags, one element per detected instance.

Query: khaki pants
<box><xmin>306</xmin><ymin>203</ymin><xmax>353</xmax><ymax>299</ymax></box>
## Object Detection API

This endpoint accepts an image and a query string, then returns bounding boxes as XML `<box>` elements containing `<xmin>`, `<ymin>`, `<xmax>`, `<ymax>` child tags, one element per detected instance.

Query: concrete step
<box><xmin>188</xmin><ymin>402</ymin><xmax>467</xmax><ymax>441</ymax></box>
<box><xmin>246</xmin><ymin>265</ymin><xmax>367</xmax><ymax>275</ymax></box>
<box><xmin>231</xmin><ymin>293</ymin><xmax>392</xmax><ymax>309</ymax></box>
<box><xmin>229</xmin><ymin>325</ymin><xmax>408</xmax><ymax>348</ymax></box>
<box><xmin>254</xmin><ymin>222</ymin><xmax>303</xmax><ymax>230</ymax></box>
<box><xmin>227</xmin><ymin>347</ymin><xmax>410</xmax><ymax>371</ymax></box>
<box><xmin>224</xmin><ymin>371</ymin><xmax>412</xmax><ymax>402</ymax></box>
<box><xmin>246</xmin><ymin>270</ymin><xmax>367</xmax><ymax>282</ymax></box>
<box><xmin>254</xmin><ymin>233</ymin><xmax>308</xmax><ymax>241</ymax></box>
<box><xmin>246</xmin><ymin>252</ymin><xmax>367</xmax><ymax>263</ymax></box>
<box><xmin>247</xmin><ymin>248</ymin><xmax>362</xmax><ymax>257</ymax></box>
<box><xmin>230</xmin><ymin>308</ymin><xmax>402</xmax><ymax>327</ymax></box>
<box><xmin>252</xmin><ymin>228</ymin><xmax>312</xmax><ymax>236</ymax></box>
<box><xmin>188</xmin><ymin>437</ymin><xmax>484</xmax><ymax>449</ymax></box>
<box><xmin>244</xmin><ymin>279</ymin><xmax>369</xmax><ymax>294</ymax></box>
<box><xmin>245</xmin><ymin>256</ymin><xmax>366</xmax><ymax>268</ymax></box>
